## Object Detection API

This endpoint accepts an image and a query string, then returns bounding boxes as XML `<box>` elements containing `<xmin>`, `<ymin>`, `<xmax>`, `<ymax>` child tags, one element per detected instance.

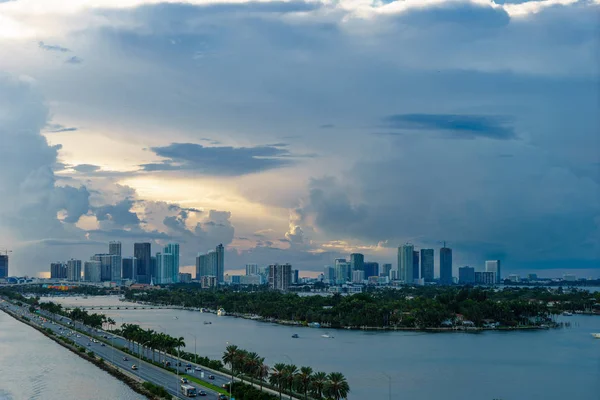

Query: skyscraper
<box><xmin>109</xmin><ymin>241</ymin><xmax>122</xmax><ymax>281</ymax></box>
<box><xmin>134</xmin><ymin>243</ymin><xmax>151</xmax><ymax>283</ymax></box>
<box><xmin>156</xmin><ymin>252</ymin><xmax>175</xmax><ymax>284</ymax></box>
<box><xmin>268</xmin><ymin>263</ymin><xmax>292</xmax><ymax>291</ymax></box>
<box><xmin>380</xmin><ymin>263</ymin><xmax>392</xmax><ymax>278</ymax></box>
<box><xmin>485</xmin><ymin>260</ymin><xmax>502</xmax><ymax>283</ymax></box>
<box><xmin>216</xmin><ymin>244</ymin><xmax>225</xmax><ymax>283</ymax></box>
<box><xmin>246</xmin><ymin>264</ymin><xmax>259</xmax><ymax>276</ymax></box>
<box><xmin>122</xmin><ymin>257</ymin><xmax>137</xmax><ymax>280</ymax></box>
<box><xmin>413</xmin><ymin>250</ymin><xmax>420</xmax><ymax>281</ymax></box>
<box><xmin>334</xmin><ymin>259</ymin><xmax>351</xmax><ymax>284</ymax></box>
<box><xmin>420</xmin><ymin>249</ymin><xmax>434</xmax><ymax>282</ymax></box>
<box><xmin>363</xmin><ymin>262</ymin><xmax>379</xmax><ymax>278</ymax></box>
<box><xmin>50</xmin><ymin>262</ymin><xmax>66</xmax><ymax>279</ymax></box>
<box><xmin>164</xmin><ymin>243</ymin><xmax>180</xmax><ymax>283</ymax></box>
<box><xmin>92</xmin><ymin>254</ymin><xmax>120</xmax><ymax>282</ymax></box>
<box><xmin>439</xmin><ymin>244</ymin><xmax>453</xmax><ymax>285</ymax></box>
<box><xmin>0</xmin><ymin>255</ymin><xmax>8</xmax><ymax>279</ymax></box>
<box><xmin>350</xmin><ymin>253</ymin><xmax>364</xmax><ymax>273</ymax></box>
<box><xmin>84</xmin><ymin>260</ymin><xmax>101</xmax><ymax>282</ymax></box>
<box><xmin>323</xmin><ymin>266</ymin><xmax>335</xmax><ymax>283</ymax></box>
<box><xmin>398</xmin><ymin>244</ymin><xmax>414</xmax><ymax>283</ymax></box>
<box><xmin>66</xmin><ymin>259</ymin><xmax>82</xmax><ymax>282</ymax></box>
<box><xmin>109</xmin><ymin>241</ymin><xmax>122</xmax><ymax>256</ymax></box>
<box><xmin>458</xmin><ymin>266</ymin><xmax>475</xmax><ymax>284</ymax></box>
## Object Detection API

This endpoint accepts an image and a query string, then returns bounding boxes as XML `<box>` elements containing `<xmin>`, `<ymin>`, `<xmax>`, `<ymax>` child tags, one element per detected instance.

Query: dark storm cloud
<box><xmin>93</xmin><ymin>199</ymin><xmax>141</xmax><ymax>227</ymax></box>
<box><xmin>382</xmin><ymin>114</ymin><xmax>517</xmax><ymax>140</ymax></box>
<box><xmin>38</xmin><ymin>41</ymin><xmax>70</xmax><ymax>52</ymax></box>
<box><xmin>141</xmin><ymin>142</ymin><xmax>294</xmax><ymax>175</ymax></box>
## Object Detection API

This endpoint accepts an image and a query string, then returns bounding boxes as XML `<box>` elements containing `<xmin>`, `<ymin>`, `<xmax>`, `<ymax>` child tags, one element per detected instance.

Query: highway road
<box><xmin>0</xmin><ymin>299</ymin><xmax>230</xmax><ymax>399</ymax></box>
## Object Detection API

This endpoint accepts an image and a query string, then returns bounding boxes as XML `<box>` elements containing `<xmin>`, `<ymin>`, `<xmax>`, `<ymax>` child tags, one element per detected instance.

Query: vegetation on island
<box><xmin>126</xmin><ymin>286</ymin><xmax>600</xmax><ymax>329</ymax></box>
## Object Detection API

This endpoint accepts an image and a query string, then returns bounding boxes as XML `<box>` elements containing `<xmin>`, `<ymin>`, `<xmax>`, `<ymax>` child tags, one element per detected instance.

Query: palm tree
<box><xmin>269</xmin><ymin>363</ymin><xmax>287</xmax><ymax>400</ymax></box>
<box><xmin>235</xmin><ymin>350</ymin><xmax>249</xmax><ymax>383</ymax></box>
<box><xmin>283</xmin><ymin>364</ymin><xmax>298</xmax><ymax>400</ymax></box>
<box><xmin>324</xmin><ymin>372</ymin><xmax>350</xmax><ymax>400</ymax></box>
<box><xmin>244</xmin><ymin>351</ymin><xmax>260</xmax><ymax>383</ymax></box>
<box><xmin>295</xmin><ymin>366</ymin><xmax>313</xmax><ymax>400</ymax></box>
<box><xmin>222</xmin><ymin>344</ymin><xmax>239</xmax><ymax>388</ymax></box>
<box><xmin>257</xmin><ymin>361</ymin><xmax>269</xmax><ymax>391</ymax></box>
<box><xmin>310</xmin><ymin>372</ymin><xmax>327</xmax><ymax>399</ymax></box>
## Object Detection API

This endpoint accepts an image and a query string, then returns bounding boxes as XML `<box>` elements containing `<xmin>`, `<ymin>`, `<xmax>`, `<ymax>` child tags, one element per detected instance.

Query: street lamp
<box><xmin>381</xmin><ymin>372</ymin><xmax>392</xmax><ymax>400</ymax></box>
<box><xmin>189</xmin><ymin>333</ymin><xmax>197</xmax><ymax>366</ymax></box>
<box><xmin>136</xmin><ymin>340</ymin><xmax>152</xmax><ymax>383</ymax></box>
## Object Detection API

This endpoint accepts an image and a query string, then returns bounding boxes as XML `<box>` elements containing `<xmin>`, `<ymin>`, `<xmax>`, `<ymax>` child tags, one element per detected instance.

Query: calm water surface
<box><xmin>0</xmin><ymin>310</ymin><xmax>145</xmax><ymax>400</ymax></box>
<box><xmin>48</xmin><ymin>296</ymin><xmax>600</xmax><ymax>400</ymax></box>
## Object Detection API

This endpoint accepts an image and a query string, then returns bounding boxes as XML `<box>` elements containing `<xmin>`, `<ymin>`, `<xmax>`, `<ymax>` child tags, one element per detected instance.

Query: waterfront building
<box><xmin>413</xmin><ymin>250</ymin><xmax>420</xmax><ymax>280</ymax></box>
<box><xmin>200</xmin><ymin>275</ymin><xmax>217</xmax><ymax>288</ymax></box>
<box><xmin>122</xmin><ymin>257</ymin><xmax>137</xmax><ymax>280</ymax></box>
<box><xmin>563</xmin><ymin>274</ymin><xmax>577</xmax><ymax>282</ymax></box>
<box><xmin>91</xmin><ymin>254</ymin><xmax>120</xmax><ymax>282</ymax></box>
<box><xmin>268</xmin><ymin>263</ymin><xmax>292</xmax><ymax>291</ymax></box>
<box><xmin>165</xmin><ymin>243</ymin><xmax>180</xmax><ymax>283</ymax></box>
<box><xmin>398</xmin><ymin>244</ymin><xmax>414</xmax><ymax>283</ymax></box>
<box><xmin>0</xmin><ymin>254</ymin><xmax>8</xmax><ymax>278</ymax></box>
<box><xmin>156</xmin><ymin>252</ymin><xmax>175</xmax><ymax>284</ymax></box>
<box><xmin>334</xmin><ymin>259</ymin><xmax>351</xmax><ymax>284</ymax></box>
<box><xmin>350</xmin><ymin>253</ymin><xmax>364</xmax><ymax>273</ymax></box>
<box><xmin>485</xmin><ymin>260</ymin><xmax>501</xmax><ymax>284</ymax></box>
<box><xmin>134</xmin><ymin>242</ymin><xmax>151</xmax><ymax>284</ymax></box>
<box><xmin>215</xmin><ymin>244</ymin><xmax>224</xmax><ymax>283</ymax></box>
<box><xmin>352</xmin><ymin>270</ymin><xmax>365</xmax><ymax>283</ymax></box>
<box><xmin>50</xmin><ymin>262</ymin><xmax>67</xmax><ymax>279</ymax></box>
<box><xmin>364</xmin><ymin>262</ymin><xmax>379</xmax><ymax>279</ymax></box>
<box><xmin>439</xmin><ymin>245</ymin><xmax>453</xmax><ymax>285</ymax></box>
<box><xmin>66</xmin><ymin>259</ymin><xmax>82</xmax><ymax>282</ymax></box>
<box><xmin>245</xmin><ymin>264</ymin><xmax>259</xmax><ymax>276</ymax></box>
<box><xmin>84</xmin><ymin>260</ymin><xmax>101</xmax><ymax>282</ymax></box>
<box><xmin>458</xmin><ymin>266</ymin><xmax>475</xmax><ymax>285</ymax></box>
<box><xmin>475</xmin><ymin>271</ymin><xmax>495</xmax><ymax>285</ymax></box>
<box><xmin>420</xmin><ymin>249</ymin><xmax>434</xmax><ymax>282</ymax></box>
<box><xmin>380</xmin><ymin>263</ymin><xmax>392</xmax><ymax>277</ymax></box>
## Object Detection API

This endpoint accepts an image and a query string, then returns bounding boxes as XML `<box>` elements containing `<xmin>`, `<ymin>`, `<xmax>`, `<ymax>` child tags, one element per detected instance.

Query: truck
<box><xmin>181</xmin><ymin>384</ymin><xmax>198</xmax><ymax>397</ymax></box>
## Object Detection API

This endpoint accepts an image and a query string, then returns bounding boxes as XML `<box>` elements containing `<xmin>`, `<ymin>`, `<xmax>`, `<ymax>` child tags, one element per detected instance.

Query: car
<box><xmin>76</xmin><ymin>335</ymin><xmax>81</xmax><ymax>338</ymax></box>
<box><xmin>194</xmin><ymin>366</ymin><xmax>202</xmax><ymax>371</ymax></box>
<box><xmin>123</xmin><ymin>357</ymin><xmax>128</xmax><ymax>361</ymax></box>
<box><xmin>198</xmin><ymin>390</ymin><xmax>207</xmax><ymax>396</ymax></box>
<box><xmin>87</xmin><ymin>343</ymin><xmax>91</xmax><ymax>346</ymax></box>
<box><xmin>208</xmin><ymin>375</ymin><xmax>215</xmax><ymax>380</ymax></box>
<box><xmin>222</xmin><ymin>382</ymin><xmax>231</xmax><ymax>389</ymax></box>
<box><xmin>131</xmin><ymin>365</ymin><xmax>138</xmax><ymax>370</ymax></box>
<box><xmin>180</xmin><ymin>378</ymin><xmax>188</xmax><ymax>384</ymax></box>
<box><xmin>100</xmin><ymin>343</ymin><xmax>106</xmax><ymax>347</ymax></box>
<box><xmin>186</xmin><ymin>364</ymin><xmax>192</xmax><ymax>369</ymax></box>
<box><xmin>217</xmin><ymin>395</ymin><xmax>228</xmax><ymax>400</ymax></box>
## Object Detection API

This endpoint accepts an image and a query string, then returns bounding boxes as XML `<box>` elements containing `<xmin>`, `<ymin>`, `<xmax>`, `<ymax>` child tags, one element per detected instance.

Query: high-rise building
<box><xmin>268</xmin><ymin>263</ymin><xmax>292</xmax><ymax>291</ymax></box>
<box><xmin>66</xmin><ymin>259</ymin><xmax>82</xmax><ymax>282</ymax></box>
<box><xmin>84</xmin><ymin>260</ymin><xmax>101</xmax><ymax>282</ymax></box>
<box><xmin>156</xmin><ymin>252</ymin><xmax>175</xmax><ymax>284</ymax></box>
<box><xmin>245</xmin><ymin>264</ymin><xmax>259</xmax><ymax>276</ymax></box>
<box><xmin>292</xmin><ymin>269</ymin><xmax>299</xmax><ymax>284</ymax></box>
<box><xmin>334</xmin><ymin>259</ymin><xmax>351</xmax><ymax>284</ymax></box>
<box><xmin>352</xmin><ymin>270</ymin><xmax>365</xmax><ymax>283</ymax></box>
<box><xmin>380</xmin><ymin>263</ymin><xmax>392</xmax><ymax>278</ymax></box>
<box><xmin>109</xmin><ymin>241</ymin><xmax>122</xmax><ymax>256</ymax></box>
<box><xmin>165</xmin><ymin>243</ymin><xmax>180</xmax><ymax>283</ymax></box>
<box><xmin>458</xmin><ymin>266</ymin><xmax>475</xmax><ymax>284</ymax></box>
<box><xmin>420</xmin><ymin>249</ymin><xmax>434</xmax><ymax>282</ymax></box>
<box><xmin>200</xmin><ymin>275</ymin><xmax>217</xmax><ymax>289</ymax></box>
<box><xmin>398</xmin><ymin>244</ymin><xmax>414</xmax><ymax>283</ymax></box>
<box><xmin>350</xmin><ymin>253</ymin><xmax>364</xmax><ymax>273</ymax></box>
<box><xmin>363</xmin><ymin>262</ymin><xmax>379</xmax><ymax>278</ymax></box>
<box><xmin>134</xmin><ymin>243</ymin><xmax>152</xmax><ymax>284</ymax></box>
<box><xmin>122</xmin><ymin>257</ymin><xmax>137</xmax><ymax>280</ymax></box>
<box><xmin>485</xmin><ymin>260</ymin><xmax>501</xmax><ymax>284</ymax></box>
<box><xmin>50</xmin><ymin>262</ymin><xmax>67</xmax><ymax>279</ymax></box>
<box><xmin>475</xmin><ymin>271</ymin><xmax>495</xmax><ymax>285</ymax></box>
<box><xmin>413</xmin><ymin>250</ymin><xmax>420</xmax><ymax>281</ymax></box>
<box><xmin>92</xmin><ymin>254</ymin><xmax>120</xmax><ymax>282</ymax></box>
<box><xmin>179</xmin><ymin>273</ymin><xmax>192</xmax><ymax>283</ymax></box>
<box><xmin>0</xmin><ymin>255</ymin><xmax>8</xmax><ymax>279</ymax></box>
<box><xmin>439</xmin><ymin>245</ymin><xmax>453</xmax><ymax>285</ymax></box>
<box><xmin>324</xmin><ymin>266</ymin><xmax>335</xmax><ymax>283</ymax></box>
<box><xmin>216</xmin><ymin>244</ymin><xmax>225</xmax><ymax>283</ymax></box>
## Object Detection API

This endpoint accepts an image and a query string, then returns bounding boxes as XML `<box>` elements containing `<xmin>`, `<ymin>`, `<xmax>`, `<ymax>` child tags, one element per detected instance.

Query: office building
<box><xmin>439</xmin><ymin>244</ymin><xmax>453</xmax><ymax>285</ymax></box>
<box><xmin>200</xmin><ymin>275</ymin><xmax>217</xmax><ymax>289</ymax></box>
<box><xmin>334</xmin><ymin>259</ymin><xmax>351</xmax><ymax>284</ymax></box>
<box><xmin>156</xmin><ymin>252</ymin><xmax>175</xmax><ymax>285</ymax></box>
<box><xmin>215</xmin><ymin>244</ymin><xmax>225</xmax><ymax>283</ymax></box>
<box><xmin>398</xmin><ymin>244</ymin><xmax>415</xmax><ymax>283</ymax></box>
<box><xmin>165</xmin><ymin>243</ymin><xmax>180</xmax><ymax>283</ymax></box>
<box><xmin>179</xmin><ymin>273</ymin><xmax>192</xmax><ymax>283</ymax></box>
<box><xmin>84</xmin><ymin>260</ymin><xmax>101</xmax><ymax>282</ymax></box>
<box><xmin>420</xmin><ymin>249</ymin><xmax>434</xmax><ymax>282</ymax></box>
<box><xmin>134</xmin><ymin>243</ymin><xmax>151</xmax><ymax>284</ymax></box>
<box><xmin>91</xmin><ymin>254</ymin><xmax>120</xmax><ymax>282</ymax></box>
<box><xmin>109</xmin><ymin>241</ymin><xmax>122</xmax><ymax>256</ymax></box>
<box><xmin>380</xmin><ymin>263</ymin><xmax>392</xmax><ymax>278</ymax></box>
<box><xmin>0</xmin><ymin>255</ymin><xmax>8</xmax><ymax>279</ymax></box>
<box><xmin>350</xmin><ymin>253</ymin><xmax>364</xmax><ymax>273</ymax></box>
<box><xmin>363</xmin><ymin>262</ymin><xmax>379</xmax><ymax>278</ymax></box>
<box><xmin>66</xmin><ymin>259</ymin><xmax>82</xmax><ymax>282</ymax></box>
<box><xmin>122</xmin><ymin>257</ymin><xmax>137</xmax><ymax>280</ymax></box>
<box><xmin>292</xmin><ymin>269</ymin><xmax>299</xmax><ymax>284</ymax></box>
<box><xmin>352</xmin><ymin>270</ymin><xmax>365</xmax><ymax>283</ymax></box>
<box><xmin>245</xmin><ymin>264</ymin><xmax>259</xmax><ymax>276</ymax></box>
<box><xmin>485</xmin><ymin>260</ymin><xmax>501</xmax><ymax>284</ymax></box>
<box><xmin>50</xmin><ymin>262</ymin><xmax>67</xmax><ymax>279</ymax></box>
<box><xmin>324</xmin><ymin>266</ymin><xmax>335</xmax><ymax>283</ymax></box>
<box><xmin>458</xmin><ymin>266</ymin><xmax>475</xmax><ymax>285</ymax></box>
<box><xmin>268</xmin><ymin>263</ymin><xmax>292</xmax><ymax>291</ymax></box>
<box><xmin>475</xmin><ymin>271</ymin><xmax>495</xmax><ymax>285</ymax></box>
<box><xmin>413</xmin><ymin>250</ymin><xmax>420</xmax><ymax>281</ymax></box>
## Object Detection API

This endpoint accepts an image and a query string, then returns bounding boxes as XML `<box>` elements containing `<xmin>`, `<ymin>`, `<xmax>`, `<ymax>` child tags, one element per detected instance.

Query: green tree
<box><xmin>324</xmin><ymin>372</ymin><xmax>349</xmax><ymax>400</ymax></box>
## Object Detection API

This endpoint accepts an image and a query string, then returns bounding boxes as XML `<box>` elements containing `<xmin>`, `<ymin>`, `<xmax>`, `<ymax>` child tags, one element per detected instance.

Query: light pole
<box><xmin>381</xmin><ymin>372</ymin><xmax>392</xmax><ymax>400</ymax></box>
<box><xmin>137</xmin><ymin>340</ymin><xmax>152</xmax><ymax>383</ymax></box>
<box><xmin>226</xmin><ymin>341</ymin><xmax>232</xmax><ymax>400</ymax></box>
<box><xmin>189</xmin><ymin>333</ymin><xmax>197</xmax><ymax>366</ymax></box>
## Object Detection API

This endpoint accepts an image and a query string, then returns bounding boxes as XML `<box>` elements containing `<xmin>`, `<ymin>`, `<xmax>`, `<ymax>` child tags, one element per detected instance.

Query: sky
<box><xmin>0</xmin><ymin>0</ymin><xmax>598</xmax><ymax>279</ymax></box>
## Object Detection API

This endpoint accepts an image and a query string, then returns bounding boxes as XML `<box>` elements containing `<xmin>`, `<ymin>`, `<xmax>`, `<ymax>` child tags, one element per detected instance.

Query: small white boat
<box><xmin>591</xmin><ymin>333</ymin><xmax>600</xmax><ymax>339</ymax></box>
<box><xmin>321</xmin><ymin>333</ymin><xmax>334</xmax><ymax>339</ymax></box>
<box><xmin>562</xmin><ymin>311</ymin><xmax>573</xmax><ymax>316</ymax></box>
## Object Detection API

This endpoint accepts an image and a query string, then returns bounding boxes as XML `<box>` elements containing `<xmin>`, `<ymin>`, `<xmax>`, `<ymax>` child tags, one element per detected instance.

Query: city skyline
<box><xmin>0</xmin><ymin>0</ymin><xmax>598</xmax><ymax>279</ymax></box>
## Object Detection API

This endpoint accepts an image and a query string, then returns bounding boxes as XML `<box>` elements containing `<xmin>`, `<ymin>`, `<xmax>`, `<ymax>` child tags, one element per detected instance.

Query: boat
<box><xmin>321</xmin><ymin>333</ymin><xmax>334</xmax><ymax>339</ymax></box>
<box><xmin>292</xmin><ymin>334</ymin><xmax>299</xmax><ymax>338</ymax></box>
<box><xmin>204</xmin><ymin>321</ymin><xmax>212</xmax><ymax>325</ymax></box>
<box><xmin>562</xmin><ymin>311</ymin><xmax>573</xmax><ymax>316</ymax></box>
<box><xmin>591</xmin><ymin>333</ymin><xmax>600</xmax><ymax>339</ymax></box>
<box><xmin>217</xmin><ymin>308</ymin><xmax>226</xmax><ymax>316</ymax></box>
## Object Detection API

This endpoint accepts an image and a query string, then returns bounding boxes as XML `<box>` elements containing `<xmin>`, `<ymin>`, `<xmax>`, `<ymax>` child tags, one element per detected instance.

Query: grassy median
<box><xmin>183</xmin><ymin>374</ymin><xmax>229</xmax><ymax>395</ymax></box>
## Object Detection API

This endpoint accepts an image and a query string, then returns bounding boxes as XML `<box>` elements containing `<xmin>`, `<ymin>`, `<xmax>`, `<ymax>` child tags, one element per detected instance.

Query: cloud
<box><xmin>72</xmin><ymin>164</ymin><xmax>101</xmax><ymax>173</ymax></box>
<box><xmin>93</xmin><ymin>199</ymin><xmax>141</xmax><ymax>227</ymax></box>
<box><xmin>38</xmin><ymin>41</ymin><xmax>70</xmax><ymax>52</ymax></box>
<box><xmin>382</xmin><ymin>114</ymin><xmax>517</xmax><ymax>140</ymax></box>
<box><xmin>45</xmin><ymin>124</ymin><xmax>78</xmax><ymax>133</ymax></box>
<box><xmin>65</xmin><ymin>56</ymin><xmax>83</xmax><ymax>64</ymax></box>
<box><xmin>142</xmin><ymin>142</ymin><xmax>295</xmax><ymax>175</ymax></box>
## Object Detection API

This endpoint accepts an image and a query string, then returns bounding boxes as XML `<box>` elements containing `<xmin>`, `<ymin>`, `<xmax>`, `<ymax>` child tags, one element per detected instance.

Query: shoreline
<box><xmin>0</xmin><ymin>306</ymin><xmax>157</xmax><ymax>400</ymax></box>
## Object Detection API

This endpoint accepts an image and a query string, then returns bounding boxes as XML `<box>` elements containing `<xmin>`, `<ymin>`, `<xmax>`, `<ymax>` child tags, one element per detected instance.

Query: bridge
<box><xmin>73</xmin><ymin>305</ymin><xmax>185</xmax><ymax>311</ymax></box>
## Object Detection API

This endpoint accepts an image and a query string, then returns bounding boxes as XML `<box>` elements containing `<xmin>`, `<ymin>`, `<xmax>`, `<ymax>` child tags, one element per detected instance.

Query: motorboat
<box><xmin>204</xmin><ymin>321</ymin><xmax>212</xmax><ymax>325</ymax></box>
<box><xmin>591</xmin><ymin>333</ymin><xmax>600</xmax><ymax>339</ymax></box>
<box><xmin>562</xmin><ymin>311</ymin><xmax>573</xmax><ymax>316</ymax></box>
<box><xmin>292</xmin><ymin>334</ymin><xmax>299</xmax><ymax>338</ymax></box>
<box><xmin>321</xmin><ymin>333</ymin><xmax>334</xmax><ymax>338</ymax></box>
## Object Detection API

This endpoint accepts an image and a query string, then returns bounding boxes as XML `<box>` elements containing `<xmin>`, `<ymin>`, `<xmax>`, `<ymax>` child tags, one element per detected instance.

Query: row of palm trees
<box><xmin>120</xmin><ymin>323</ymin><xmax>185</xmax><ymax>364</ymax></box>
<box><xmin>223</xmin><ymin>344</ymin><xmax>350</xmax><ymax>400</ymax></box>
